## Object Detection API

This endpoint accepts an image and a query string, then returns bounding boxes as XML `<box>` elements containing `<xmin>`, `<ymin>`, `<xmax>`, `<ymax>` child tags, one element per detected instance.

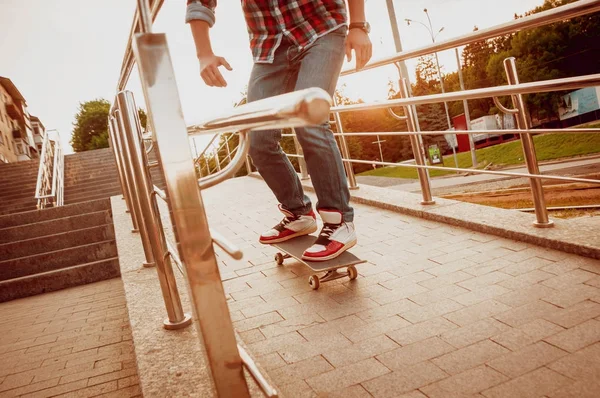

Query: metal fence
<box><xmin>198</xmin><ymin>0</ymin><xmax>600</xmax><ymax>228</ymax></box>
<box><xmin>107</xmin><ymin>0</ymin><xmax>600</xmax><ymax>397</ymax></box>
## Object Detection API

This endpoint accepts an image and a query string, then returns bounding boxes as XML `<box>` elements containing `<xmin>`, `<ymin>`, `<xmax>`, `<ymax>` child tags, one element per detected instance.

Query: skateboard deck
<box><xmin>271</xmin><ymin>235</ymin><xmax>365</xmax><ymax>290</ymax></box>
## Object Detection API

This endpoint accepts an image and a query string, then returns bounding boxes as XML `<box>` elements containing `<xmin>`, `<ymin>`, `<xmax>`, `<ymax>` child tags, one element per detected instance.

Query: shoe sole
<box><xmin>259</xmin><ymin>224</ymin><xmax>318</xmax><ymax>245</ymax></box>
<box><xmin>301</xmin><ymin>240</ymin><xmax>357</xmax><ymax>262</ymax></box>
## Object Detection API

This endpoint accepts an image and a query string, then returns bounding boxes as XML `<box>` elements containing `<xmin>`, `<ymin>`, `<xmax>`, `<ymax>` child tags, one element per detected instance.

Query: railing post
<box><xmin>214</xmin><ymin>150</ymin><xmax>221</xmax><ymax>171</ymax></box>
<box><xmin>399</xmin><ymin>78</ymin><xmax>435</xmax><ymax>205</ymax></box>
<box><xmin>503</xmin><ymin>57</ymin><xmax>553</xmax><ymax>228</ymax></box>
<box><xmin>114</xmin><ymin>110</ymin><xmax>157</xmax><ymax>267</ymax></box>
<box><xmin>246</xmin><ymin>156</ymin><xmax>253</xmax><ymax>176</ymax></box>
<box><xmin>109</xmin><ymin>115</ymin><xmax>140</xmax><ymax>232</ymax></box>
<box><xmin>332</xmin><ymin>97</ymin><xmax>358</xmax><ymax>189</ymax></box>
<box><xmin>108</xmin><ymin>121</ymin><xmax>134</xmax><ymax>207</ymax></box>
<box><xmin>117</xmin><ymin>90</ymin><xmax>193</xmax><ymax>329</ymax></box>
<box><xmin>292</xmin><ymin>128</ymin><xmax>309</xmax><ymax>180</ymax></box>
<box><xmin>133</xmin><ymin>31</ymin><xmax>251</xmax><ymax>397</ymax></box>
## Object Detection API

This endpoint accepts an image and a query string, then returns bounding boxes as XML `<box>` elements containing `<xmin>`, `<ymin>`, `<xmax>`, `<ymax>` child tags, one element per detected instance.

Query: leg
<box><xmin>247</xmin><ymin>44</ymin><xmax>312</xmax><ymax>216</ymax></box>
<box><xmin>291</xmin><ymin>27</ymin><xmax>353</xmax><ymax>222</ymax></box>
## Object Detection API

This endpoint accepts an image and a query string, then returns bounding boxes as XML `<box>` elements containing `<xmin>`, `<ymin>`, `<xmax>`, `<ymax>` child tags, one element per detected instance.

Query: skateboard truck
<box><xmin>275</xmin><ymin>252</ymin><xmax>358</xmax><ymax>290</ymax></box>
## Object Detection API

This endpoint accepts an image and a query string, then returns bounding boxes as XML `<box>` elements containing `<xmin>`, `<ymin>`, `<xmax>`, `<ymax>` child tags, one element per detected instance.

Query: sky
<box><xmin>0</xmin><ymin>0</ymin><xmax>546</xmax><ymax>154</ymax></box>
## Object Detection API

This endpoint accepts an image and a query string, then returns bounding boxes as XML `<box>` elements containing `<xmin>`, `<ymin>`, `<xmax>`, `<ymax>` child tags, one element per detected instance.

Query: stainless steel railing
<box><xmin>35</xmin><ymin>129</ymin><xmax>64</xmax><ymax>209</ymax></box>
<box><xmin>107</xmin><ymin>2</ymin><xmax>332</xmax><ymax>397</ymax></box>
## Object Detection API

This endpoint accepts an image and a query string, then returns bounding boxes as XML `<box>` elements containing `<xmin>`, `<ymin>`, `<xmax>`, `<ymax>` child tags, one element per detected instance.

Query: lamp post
<box><xmin>405</xmin><ymin>10</ymin><xmax>452</xmax><ymax>132</ymax></box>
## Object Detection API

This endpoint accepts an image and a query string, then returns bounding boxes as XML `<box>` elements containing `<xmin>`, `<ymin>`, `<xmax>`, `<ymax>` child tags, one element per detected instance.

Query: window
<box><xmin>16</xmin><ymin>143</ymin><xmax>24</xmax><ymax>155</ymax></box>
<box><xmin>0</xmin><ymin>133</ymin><xmax>3</xmax><ymax>145</ymax></box>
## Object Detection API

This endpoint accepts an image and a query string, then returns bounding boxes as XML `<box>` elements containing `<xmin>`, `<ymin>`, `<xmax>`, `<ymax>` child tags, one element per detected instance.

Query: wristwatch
<box><xmin>349</xmin><ymin>22</ymin><xmax>371</xmax><ymax>34</ymax></box>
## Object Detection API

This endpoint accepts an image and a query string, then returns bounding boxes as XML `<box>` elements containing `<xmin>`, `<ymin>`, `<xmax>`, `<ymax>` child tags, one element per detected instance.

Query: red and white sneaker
<box><xmin>259</xmin><ymin>205</ymin><xmax>317</xmax><ymax>244</ymax></box>
<box><xmin>302</xmin><ymin>209</ymin><xmax>357</xmax><ymax>262</ymax></box>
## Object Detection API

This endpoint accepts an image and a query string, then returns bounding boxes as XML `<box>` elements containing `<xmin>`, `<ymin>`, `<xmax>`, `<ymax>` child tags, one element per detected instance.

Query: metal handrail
<box><xmin>198</xmin><ymin>131</ymin><xmax>250</xmax><ymax>190</ymax></box>
<box><xmin>341</xmin><ymin>0</ymin><xmax>600</xmax><ymax>76</ymax></box>
<box><xmin>35</xmin><ymin>130</ymin><xmax>64</xmax><ymax>209</ymax></box>
<box><xmin>332</xmin><ymin>73</ymin><xmax>600</xmax><ymax>113</ymax></box>
<box><xmin>188</xmin><ymin>87</ymin><xmax>332</xmax><ymax>136</ymax></box>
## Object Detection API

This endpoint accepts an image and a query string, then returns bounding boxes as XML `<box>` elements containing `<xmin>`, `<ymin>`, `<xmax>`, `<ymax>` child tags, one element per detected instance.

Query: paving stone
<box><xmin>432</xmin><ymin>340</ymin><xmax>510</xmax><ymax>375</ymax></box>
<box><xmin>409</xmin><ymin>284</ymin><xmax>470</xmax><ymax>306</ymax></box>
<box><xmin>268</xmin><ymin>355</ymin><xmax>333</xmax><ymax>386</ymax></box>
<box><xmin>376</xmin><ymin>337</ymin><xmax>455</xmax><ymax>370</ymax></box>
<box><xmin>421</xmin><ymin>365</ymin><xmax>509</xmax><ymax>398</ymax></box>
<box><xmin>441</xmin><ymin>318</ymin><xmax>512</xmax><ymax>349</ymax></box>
<box><xmin>547</xmin><ymin>342</ymin><xmax>600</xmax><ymax>381</ymax></box>
<box><xmin>278</xmin><ymin>333</ymin><xmax>352</xmax><ymax>364</ymax></box>
<box><xmin>298</xmin><ymin>315</ymin><xmax>366</xmax><ymax>341</ymax></box>
<box><xmin>544</xmin><ymin>319</ymin><xmax>600</xmax><ymax>352</ymax></box>
<box><xmin>495</xmin><ymin>283</ymin><xmax>557</xmax><ymax>308</ymax></box>
<box><xmin>419</xmin><ymin>271</ymin><xmax>473</xmax><ymax>290</ymax></box>
<box><xmin>502</xmin><ymin>257</ymin><xmax>555</xmax><ymax>276</ymax></box>
<box><xmin>276</xmin><ymin>380</ymin><xmax>314</xmax><ymax>398</ymax></box>
<box><xmin>355</xmin><ymin>299</ymin><xmax>419</xmax><ymax>323</ymax></box>
<box><xmin>491</xmin><ymin>319</ymin><xmax>565</xmax><ymax>351</ymax></box>
<box><xmin>452</xmin><ymin>285</ymin><xmax>512</xmax><ymax>307</ymax></box>
<box><xmin>362</xmin><ymin>361</ymin><xmax>448</xmax><ymax>398</ymax></box>
<box><xmin>232</xmin><ymin>311</ymin><xmax>284</xmax><ymax>332</ymax></box>
<box><xmin>542</xmin><ymin>269</ymin><xmax>598</xmax><ymax>290</ymax></box>
<box><xmin>247</xmin><ymin>331</ymin><xmax>306</xmax><ymax>357</ymax></box>
<box><xmin>342</xmin><ymin>315</ymin><xmax>411</xmax><ymax>343</ymax></box>
<box><xmin>481</xmin><ymin>367</ymin><xmax>572</xmax><ymax>398</ymax></box>
<box><xmin>487</xmin><ymin>341</ymin><xmax>568</xmax><ymax>378</ymax></box>
<box><xmin>549</xmin><ymin>380</ymin><xmax>600</xmax><ymax>398</ymax></box>
<box><xmin>543</xmin><ymin>300</ymin><xmax>600</xmax><ymax>328</ymax></box>
<box><xmin>493</xmin><ymin>300</ymin><xmax>562</xmax><ymax>328</ymax></box>
<box><xmin>305</xmin><ymin>358</ymin><xmax>390</xmax><ymax>393</ymax></box>
<box><xmin>387</xmin><ymin>317</ymin><xmax>458</xmax><ymax>346</ymax></box>
<box><xmin>541</xmin><ymin>284</ymin><xmax>600</xmax><ymax>309</ymax></box>
<box><xmin>401</xmin><ymin>299</ymin><xmax>464</xmax><ymax>324</ymax></box>
<box><xmin>324</xmin><ymin>335</ymin><xmax>399</xmax><ymax>367</ymax></box>
<box><xmin>259</xmin><ymin>313</ymin><xmax>326</xmax><ymax>339</ymax></box>
<box><xmin>444</xmin><ymin>300</ymin><xmax>512</xmax><ymax>327</ymax></box>
<box><xmin>458</xmin><ymin>272</ymin><xmax>512</xmax><ymax>291</ymax></box>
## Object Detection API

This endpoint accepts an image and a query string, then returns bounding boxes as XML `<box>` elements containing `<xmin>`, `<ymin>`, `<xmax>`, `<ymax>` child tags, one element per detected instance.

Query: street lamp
<box><xmin>405</xmin><ymin>9</ymin><xmax>452</xmax><ymax>131</ymax></box>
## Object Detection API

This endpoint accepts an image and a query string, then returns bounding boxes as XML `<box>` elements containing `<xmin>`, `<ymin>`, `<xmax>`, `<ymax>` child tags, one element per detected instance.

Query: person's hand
<box><xmin>198</xmin><ymin>54</ymin><xmax>232</xmax><ymax>87</ymax></box>
<box><xmin>345</xmin><ymin>29</ymin><xmax>372</xmax><ymax>70</ymax></box>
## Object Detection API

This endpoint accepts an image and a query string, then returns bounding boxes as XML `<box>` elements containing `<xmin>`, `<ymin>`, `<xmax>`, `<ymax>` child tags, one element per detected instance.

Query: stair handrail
<box><xmin>35</xmin><ymin>129</ymin><xmax>63</xmax><ymax>209</ymax></box>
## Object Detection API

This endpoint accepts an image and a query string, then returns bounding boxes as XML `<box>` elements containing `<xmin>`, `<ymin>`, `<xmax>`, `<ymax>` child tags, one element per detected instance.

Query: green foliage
<box><xmin>70</xmin><ymin>99</ymin><xmax>148</xmax><ymax>152</ymax></box>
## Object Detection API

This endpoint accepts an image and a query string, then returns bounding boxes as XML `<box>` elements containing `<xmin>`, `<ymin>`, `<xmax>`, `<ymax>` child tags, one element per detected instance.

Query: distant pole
<box><xmin>455</xmin><ymin>48</ymin><xmax>478</xmax><ymax>167</ymax></box>
<box><xmin>386</xmin><ymin>0</ymin><xmax>427</xmax><ymax>165</ymax></box>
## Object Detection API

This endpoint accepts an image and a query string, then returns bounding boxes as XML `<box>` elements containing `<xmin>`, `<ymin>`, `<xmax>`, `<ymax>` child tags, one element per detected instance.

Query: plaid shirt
<box><xmin>186</xmin><ymin>0</ymin><xmax>347</xmax><ymax>63</ymax></box>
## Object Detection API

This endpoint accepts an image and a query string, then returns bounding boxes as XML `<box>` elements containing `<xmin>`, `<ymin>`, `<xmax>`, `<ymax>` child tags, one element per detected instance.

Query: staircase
<box><xmin>0</xmin><ymin>198</ymin><xmax>120</xmax><ymax>302</ymax></box>
<box><xmin>63</xmin><ymin>148</ymin><xmax>122</xmax><ymax>205</ymax></box>
<box><xmin>0</xmin><ymin>159</ymin><xmax>40</xmax><ymax>215</ymax></box>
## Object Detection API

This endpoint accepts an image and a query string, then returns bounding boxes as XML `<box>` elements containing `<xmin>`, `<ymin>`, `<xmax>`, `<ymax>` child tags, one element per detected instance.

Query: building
<box><xmin>30</xmin><ymin>115</ymin><xmax>46</xmax><ymax>154</ymax></box>
<box><xmin>0</xmin><ymin>76</ymin><xmax>40</xmax><ymax>163</ymax></box>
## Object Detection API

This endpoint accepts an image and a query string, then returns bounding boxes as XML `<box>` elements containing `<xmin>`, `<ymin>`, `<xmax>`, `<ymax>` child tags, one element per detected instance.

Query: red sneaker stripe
<box><xmin>303</xmin><ymin>241</ymin><xmax>344</xmax><ymax>258</ymax></box>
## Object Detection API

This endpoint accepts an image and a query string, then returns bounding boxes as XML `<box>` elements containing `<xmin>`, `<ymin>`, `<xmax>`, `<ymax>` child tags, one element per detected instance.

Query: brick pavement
<box><xmin>0</xmin><ymin>279</ymin><xmax>139</xmax><ymax>398</ymax></box>
<box><xmin>203</xmin><ymin>177</ymin><xmax>600</xmax><ymax>398</ymax></box>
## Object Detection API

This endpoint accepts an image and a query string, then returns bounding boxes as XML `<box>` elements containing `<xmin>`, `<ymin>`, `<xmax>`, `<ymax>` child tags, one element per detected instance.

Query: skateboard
<box><xmin>271</xmin><ymin>235</ymin><xmax>365</xmax><ymax>290</ymax></box>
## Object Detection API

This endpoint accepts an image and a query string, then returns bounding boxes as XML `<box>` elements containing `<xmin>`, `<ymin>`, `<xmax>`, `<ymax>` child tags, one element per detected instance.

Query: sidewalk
<box><xmin>201</xmin><ymin>177</ymin><xmax>600</xmax><ymax>397</ymax></box>
<box><xmin>0</xmin><ymin>279</ymin><xmax>139</xmax><ymax>398</ymax></box>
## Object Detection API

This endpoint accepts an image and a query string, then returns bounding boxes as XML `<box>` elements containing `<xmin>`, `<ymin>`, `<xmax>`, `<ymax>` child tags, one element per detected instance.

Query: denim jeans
<box><xmin>247</xmin><ymin>26</ymin><xmax>353</xmax><ymax>222</ymax></box>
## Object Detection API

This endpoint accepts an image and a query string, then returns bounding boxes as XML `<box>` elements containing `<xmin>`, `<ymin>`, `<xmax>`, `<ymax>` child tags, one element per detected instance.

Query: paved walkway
<box><xmin>203</xmin><ymin>177</ymin><xmax>600</xmax><ymax>398</ymax></box>
<box><xmin>0</xmin><ymin>279</ymin><xmax>139</xmax><ymax>398</ymax></box>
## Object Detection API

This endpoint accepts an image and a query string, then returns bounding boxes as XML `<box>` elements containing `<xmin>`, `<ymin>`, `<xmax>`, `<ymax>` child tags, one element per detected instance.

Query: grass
<box><xmin>359</xmin><ymin>126</ymin><xmax>600</xmax><ymax>180</ymax></box>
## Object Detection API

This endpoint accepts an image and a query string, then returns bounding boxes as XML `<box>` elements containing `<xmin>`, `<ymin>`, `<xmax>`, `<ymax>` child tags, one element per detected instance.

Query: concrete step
<box><xmin>0</xmin><ymin>223</ymin><xmax>115</xmax><ymax>261</ymax></box>
<box><xmin>63</xmin><ymin>173</ymin><xmax>119</xmax><ymax>186</ymax></box>
<box><xmin>0</xmin><ymin>196</ymin><xmax>38</xmax><ymax>210</ymax></box>
<box><xmin>0</xmin><ymin>210</ymin><xmax>112</xmax><ymax>244</ymax></box>
<box><xmin>64</xmin><ymin>192</ymin><xmax>122</xmax><ymax>206</ymax></box>
<box><xmin>0</xmin><ymin>172</ymin><xmax>39</xmax><ymax>185</ymax></box>
<box><xmin>64</xmin><ymin>179</ymin><xmax>121</xmax><ymax>196</ymax></box>
<box><xmin>0</xmin><ymin>161</ymin><xmax>38</xmax><ymax>172</ymax></box>
<box><xmin>0</xmin><ymin>182</ymin><xmax>37</xmax><ymax>197</ymax></box>
<box><xmin>63</xmin><ymin>170</ymin><xmax>118</xmax><ymax>180</ymax></box>
<box><xmin>65</xmin><ymin>188</ymin><xmax>122</xmax><ymax>203</ymax></box>
<box><xmin>0</xmin><ymin>240</ymin><xmax>118</xmax><ymax>281</ymax></box>
<box><xmin>0</xmin><ymin>188</ymin><xmax>38</xmax><ymax>202</ymax></box>
<box><xmin>0</xmin><ymin>257</ymin><xmax>121</xmax><ymax>303</ymax></box>
<box><xmin>0</xmin><ymin>204</ymin><xmax>38</xmax><ymax>216</ymax></box>
<box><xmin>0</xmin><ymin>198</ymin><xmax>110</xmax><ymax>229</ymax></box>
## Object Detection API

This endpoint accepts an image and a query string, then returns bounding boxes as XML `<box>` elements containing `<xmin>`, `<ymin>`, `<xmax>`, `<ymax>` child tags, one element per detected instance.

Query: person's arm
<box><xmin>345</xmin><ymin>0</ymin><xmax>372</xmax><ymax>70</ymax></box>
<box><xmin>186</xmin><ymin>0</ymin><xmax>232</xmax><ymax>87</ymax></box>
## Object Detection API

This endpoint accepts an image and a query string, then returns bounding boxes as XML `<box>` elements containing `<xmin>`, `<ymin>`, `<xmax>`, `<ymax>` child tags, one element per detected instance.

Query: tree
<box><xmin>70</xmin><ymin>99</ymin><xmax>148</xmax><ymax>152</ymax></box>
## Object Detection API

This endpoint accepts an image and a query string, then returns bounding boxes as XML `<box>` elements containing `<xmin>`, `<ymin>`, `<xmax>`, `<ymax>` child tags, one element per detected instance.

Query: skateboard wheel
<box><xmin>275</xmin><ymin>253</ymin><xmax>284</xmax><ymax>266</ymax></box>
<box><xmin>309</xmin><ymin>275</ymin><xmax>320</xmax><ymax>290</ymax></box>
<box><xmin>347</xmin><ymin>266</ymin><xmax>358</xmax><ymax>280</ymax></box>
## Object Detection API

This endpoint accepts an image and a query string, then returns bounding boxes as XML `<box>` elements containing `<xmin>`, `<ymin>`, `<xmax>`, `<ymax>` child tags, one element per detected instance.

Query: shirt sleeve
<box><xmin>185</xmin><ymin>0</ymin><xmax>216</xmax><ymax>27</ymax></box>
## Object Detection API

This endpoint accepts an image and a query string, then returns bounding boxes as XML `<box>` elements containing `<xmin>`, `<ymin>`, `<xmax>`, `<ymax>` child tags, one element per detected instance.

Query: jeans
<box><xmin>247</xmin><ymin>26</ymin><xmax>353</xmax><ymax>222</ymax></box>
